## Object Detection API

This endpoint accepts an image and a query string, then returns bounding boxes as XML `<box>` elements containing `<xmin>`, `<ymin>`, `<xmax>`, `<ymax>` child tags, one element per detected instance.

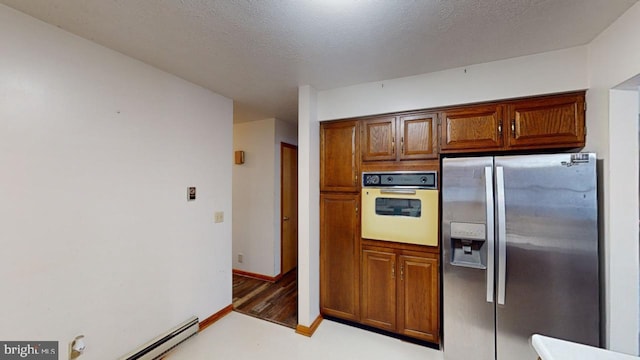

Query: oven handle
<box><xmin>379</xmin><ymin>189</ymin><xmax>417</xmax><ymax>195</ymax></box>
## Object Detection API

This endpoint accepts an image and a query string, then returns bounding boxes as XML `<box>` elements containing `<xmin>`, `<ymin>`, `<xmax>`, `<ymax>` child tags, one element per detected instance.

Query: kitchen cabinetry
<box><xmin>319</xmin><ymin>91</ymin><xmax>585</xmax><ymax>347</ymax></box>
<box><xmin>320</xmin><ymin>120</ymin><xmax>361</xmax><ymax>322</ymax></box>
<box><xmin>361</xmin><ymin>245</ymin><xmax>439</xmax><ymax>343</ymax></box>
<box><xmin>361</xmin><ymin>113</ymin><xmax>438</xmax><ymax>162</ymax></box>
<box><xmin>361</xmin><ymin>248</ymin><xmax>396</xmax><ymax>331</ymax></box>
<box><xmin>361</xmin><ymin>116</ymin><xmax>396</xmax><ymax>161</ymax></box>
<box><xmin>320</xmin><ymin>193</ymin><xmax>360</xmax><ymax>321</ymax></box>
<box><xmin>440</xmin><ymin>104</ymin><xmax>504</xmax><ymax>152</ymax></box>
<box><xmin>398</xmin><ymin>254</ymin><xmax>439</xmax><ymax>342</ymax></box>
<box><xmin>321</xmin><ymin>120</ymin><xmax>359</xmax><ymax>192</ymax></box>
<box><xmin>506</xmin><ymin>93</ymin><xmax>585</xmax><ymax>149</ymax></box>
<box><xmin>440</xmin><ymin>92</ymin><xmax>585</xmax><ymax>153</ymax></box>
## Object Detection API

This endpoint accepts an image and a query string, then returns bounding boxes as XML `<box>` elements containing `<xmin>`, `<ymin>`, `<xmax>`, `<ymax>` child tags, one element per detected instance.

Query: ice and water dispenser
<box><xmin>449</xmin><ymin>222</ymin><xmax>487</xmax><ymax>269</ymax></box>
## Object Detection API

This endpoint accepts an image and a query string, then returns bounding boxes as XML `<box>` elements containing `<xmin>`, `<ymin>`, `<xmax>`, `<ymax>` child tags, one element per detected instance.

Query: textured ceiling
<box><xmin>1</xmin><ymin>0</ymin><xmax>637</xmax><ymax>123</ymax></box>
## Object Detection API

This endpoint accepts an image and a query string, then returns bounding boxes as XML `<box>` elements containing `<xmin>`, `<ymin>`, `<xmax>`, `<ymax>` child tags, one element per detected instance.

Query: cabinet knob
<box><xmin>511</xmin><ymin>120</ymin><xmax>516</xmax><ymax>138</ymax></box>
<box><xmin>498</xmin><ymin>120</ymin><xmax>503</xmax><ymax>135</ymax></box>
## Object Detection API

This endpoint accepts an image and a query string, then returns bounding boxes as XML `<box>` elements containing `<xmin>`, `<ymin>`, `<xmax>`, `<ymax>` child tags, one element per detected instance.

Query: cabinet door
<box><xmin>320</xmin><ymin>193</ymin><xmax>360</xmax><ymax>321</ymax></box>
<box><xmin>320</xmin><ymin>120</ymin><xmax>359</xmax><ymax>192</ymax></box>
<box><xmin>506</xmin><ymin>94</ymin><xmax>585</xmax><ymax>149</ymax></box>
<box><xmin>399</xmin><ymin>113</ymin><xmax>438</xmax><ymax>160</ymax></box>
<box><xmin>361</xmin><ymin>116</ymin><xmax>397</xmax><ymax>162</ymax></box>
<box><xmin>361</xmin><ymin>248</ymin><xmax>397</xmax><ymax>331</ymax></box>
<box><xmin>398</xmin><ymin>254</ymin><xmax>439</xmax><ymax>342</ymax></box>
<box><xmin>440</xmin><ymin>105</ymin><xmax>504</xmax><ymax>152</ymax></box>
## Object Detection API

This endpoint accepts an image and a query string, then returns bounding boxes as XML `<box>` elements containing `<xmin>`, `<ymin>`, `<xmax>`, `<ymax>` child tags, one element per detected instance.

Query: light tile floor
<box><xmin>165</xmin><ymin>312</ymin><xmax>444</xmax><ymax>360</ymax></box>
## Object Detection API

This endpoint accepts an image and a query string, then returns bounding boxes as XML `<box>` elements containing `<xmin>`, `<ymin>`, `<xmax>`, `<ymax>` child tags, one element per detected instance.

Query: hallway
<box><xmin>232</xmin><ymin>270</ymin><xmax>297</xmax><ymax>328</ymax></box>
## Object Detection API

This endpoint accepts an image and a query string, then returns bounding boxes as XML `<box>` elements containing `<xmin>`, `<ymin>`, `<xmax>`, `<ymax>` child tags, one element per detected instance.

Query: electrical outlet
<box><xmin>214</xmin><ymin>211</ymin><xmax>224</xmax><ymax>223</ymax></box>
<box><xmin>238</xmin><ymin>253</ymin><xmax>243</xmax><ymax>263</ymax></box>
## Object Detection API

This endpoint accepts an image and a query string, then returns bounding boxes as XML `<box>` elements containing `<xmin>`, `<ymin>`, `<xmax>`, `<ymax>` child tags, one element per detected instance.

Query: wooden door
<box><xmin>320</xmin><ymin>193</ymin><xmax>360</xmax><ymax>320</ymax></box>
<box><xmin>398</xmin><ymin>254</ymin><xmax>439</xmax><ymax>342</ymax></box>
<box><xmin>506</xmin><ymin>93</ymin><xmax>585</xmax><ymax>149</ymax></box>
<box><xmin>320</xmin><ymin>120</ymin><xmax>359</xmax><ymax>192</ymax></box>
<box><xmin>440</xmin><ymin>104</ymin><xmax>505</xmax><ymax>152</ymax></box>
<box><xmin>361</xmin><ymin>248</ymin><xmax>397</xmax><ymax>331</ymax></box>
<box><xmin>399</xmin><ymin>113</ymin><xmax>438</xmax><ymax>160</ymax></box>
<box><xmin>281</xmin><ymin>143</ymin><xmax>298</xmax><ymax>275</ymax></box>
<box><xmin>361</xmin><ymin>116</ymin><xmax>397</xmax><ymax>162</ymax></box>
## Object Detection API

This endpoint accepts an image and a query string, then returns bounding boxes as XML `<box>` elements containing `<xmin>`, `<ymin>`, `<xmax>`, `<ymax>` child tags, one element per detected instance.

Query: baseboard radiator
<box><xmin>119</xmin><ymin>316</ymin><xmax>199</xmax><ymax>360</ymax></box>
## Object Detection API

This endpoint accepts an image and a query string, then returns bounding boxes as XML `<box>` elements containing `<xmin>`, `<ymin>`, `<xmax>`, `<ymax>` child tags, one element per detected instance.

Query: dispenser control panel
<box><xmin>450</xmin><ymin>222</ymin><xmax>486</xmax><ymax>240</ymax></box>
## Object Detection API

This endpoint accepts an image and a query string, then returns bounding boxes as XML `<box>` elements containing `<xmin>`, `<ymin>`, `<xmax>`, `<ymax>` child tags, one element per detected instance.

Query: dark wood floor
<box><xmin>232</xmin><ymin>269</ymin><xmax>298</xmax><ymax>329</ymax></box>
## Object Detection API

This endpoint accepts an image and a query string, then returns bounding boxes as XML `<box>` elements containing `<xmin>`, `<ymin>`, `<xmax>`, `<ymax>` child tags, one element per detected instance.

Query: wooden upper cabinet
<box><xmin>440</xmin><ymin>92</ymin><xmax>586</xmax><ymax>153</ymax></box>
<box><xmin>506</xmin><ymin>93</ymin><xmax>585</xmax><ymax>149</ymax></box>
<box><xmin>321</xmin><ymin>120</ymin><xmax>359</xmax><ymax>192</ymax></box>
<box><xmin>399</xmin><ymin>113</ymin><xmax>438</xmax><ymax>160</ymax></box>
<box><xmin>361</xmin><ymin>116</ymin><xmax>397</xmax><ymax>161</ymax></box>
<box><xmin>361</xmin><ymin>113</ymin><xmax>438</xmax><ymax>162</ymax></box>
<box><xmin>320</xmin><ymin>193</ymin><xmax>360</xmax><ymax>321</ymax></box>
<box><xmin>440</xmin><ymin>104</ymin><xmax>504</xmax><ymax>152</ymax></box>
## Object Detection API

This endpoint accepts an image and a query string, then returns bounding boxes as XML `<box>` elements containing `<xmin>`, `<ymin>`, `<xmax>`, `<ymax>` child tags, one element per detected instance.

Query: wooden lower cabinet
<box><xmin>398</xmin><ymin>254</ymin><xmax>439</xmax><ymax>342</ymax></box>
<box><xmin>361</xmin><ymin>248</ymin><xmax>397</xmax><ymax>331</ymax></box>
<box><xmin>320</xmin><ymin>193</ymin><xmax>360</xmax><ymax>321</ymax></box>
<box><xmin>361</xmin><ymin>246</ymin><xmax>440</xmax><ymax>343</ymax></box>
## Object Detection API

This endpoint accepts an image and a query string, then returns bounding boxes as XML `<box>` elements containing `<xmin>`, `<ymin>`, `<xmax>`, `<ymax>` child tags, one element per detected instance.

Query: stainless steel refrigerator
<box><xmin>442</xmin><ymin>153</ymin><xmax>599</xmax><ymax>360</ymax></box>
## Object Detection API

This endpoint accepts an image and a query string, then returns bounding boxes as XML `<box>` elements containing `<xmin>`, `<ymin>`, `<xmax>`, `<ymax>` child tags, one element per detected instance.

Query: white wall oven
<box><xmin>361</xmin><ymin>171</ymin><xmax>439</xmax><ymax>246</ymax></box>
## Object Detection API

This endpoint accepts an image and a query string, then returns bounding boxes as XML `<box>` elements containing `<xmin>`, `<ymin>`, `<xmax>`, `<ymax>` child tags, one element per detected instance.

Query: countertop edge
<box><xmin>530</xmin><ymin>334</ymin><xmax>639</xmax><ymax>360</ymax></box>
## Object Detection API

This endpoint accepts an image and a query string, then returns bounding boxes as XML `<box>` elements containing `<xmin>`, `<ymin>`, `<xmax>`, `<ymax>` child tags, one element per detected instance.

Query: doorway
<box><xmin>232</xmin><ymin>142</ymin><xmax>299</xmax><ymax>329</ymax></box>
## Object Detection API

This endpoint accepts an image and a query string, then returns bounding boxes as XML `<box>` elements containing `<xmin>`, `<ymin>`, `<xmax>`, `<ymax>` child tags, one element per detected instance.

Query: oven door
<box><xmin>361</xmin><ymin>188</ymin><xmax>439</xmax><ymax>246</ymax></box>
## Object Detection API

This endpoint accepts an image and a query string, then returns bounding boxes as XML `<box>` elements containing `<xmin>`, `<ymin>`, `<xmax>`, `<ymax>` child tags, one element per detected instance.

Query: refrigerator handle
<box><xmin>484</xmin><ymin>166</ymin><xmax>495</xmax><ymax>303</ymax></box>
<box><xmin>496</xmin><ymin>166</ymin><xmax>507</xmax><ymax>305</ymax></box>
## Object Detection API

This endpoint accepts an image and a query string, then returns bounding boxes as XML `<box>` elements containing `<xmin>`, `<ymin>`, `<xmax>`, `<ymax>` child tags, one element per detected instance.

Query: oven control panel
<box><xmin>362</xmin><ymin>171</ymin><xmax>437</xmax><ymax>189</ymax></box>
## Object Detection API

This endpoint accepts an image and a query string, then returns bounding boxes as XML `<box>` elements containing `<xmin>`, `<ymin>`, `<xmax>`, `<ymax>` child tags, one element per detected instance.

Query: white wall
<box><xmin>0</xmin><ymin>5</ymin><xmax>233</xmax><ymax>360</ymax></box>
<box><xmin>586</xmin><ymin>1</ymin><xmax>640</xmax><ymax>353</ymax></box>
<box><xmin>297</xmin><ymin>85</ymin><xmax>320</xmax><ymax>327</ymax></box>
<box><xmin>317</xmin><ymin>46</ymin><xmax>588</xmax><ymax>121</ymax></box>
<box><xmin>605</xmin><ymin>90</ymin><xmax>639</xmax><ymax>353</ymax></box>
<box><xmin>233</xmin><ymin>119</ymin><xmax>276</xmax><ymax>275</ymax></box>
<box><xmin>232</xmin><ymin>118</ymin><xmax>297</xmax><ymax>276</ymax></box>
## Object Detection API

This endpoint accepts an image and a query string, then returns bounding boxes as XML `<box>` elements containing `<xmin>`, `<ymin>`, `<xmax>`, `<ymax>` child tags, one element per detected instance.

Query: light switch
<box><xmin>214</xmin><ymin>211</ymin><xmax>224</xmax><ymax>223</ymax></box>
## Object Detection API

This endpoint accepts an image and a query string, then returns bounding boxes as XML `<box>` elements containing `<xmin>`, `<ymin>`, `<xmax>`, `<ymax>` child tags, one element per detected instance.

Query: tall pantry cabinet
<box><xmin>319</xmin><ymin>120</ymin><xmax>361</xmax><ymax>320</ymax></box>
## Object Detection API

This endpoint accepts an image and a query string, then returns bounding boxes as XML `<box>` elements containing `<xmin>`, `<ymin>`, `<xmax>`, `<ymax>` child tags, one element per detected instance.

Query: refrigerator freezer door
<box><xmin>495</xmin><ymin>153</ymin><xmax>599</xmax><ymax>360</ymax></box>
<box><xmin>442</xmin><ymin>157</ymin><xmax>495</xmax><ymax>360</ymax></box>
